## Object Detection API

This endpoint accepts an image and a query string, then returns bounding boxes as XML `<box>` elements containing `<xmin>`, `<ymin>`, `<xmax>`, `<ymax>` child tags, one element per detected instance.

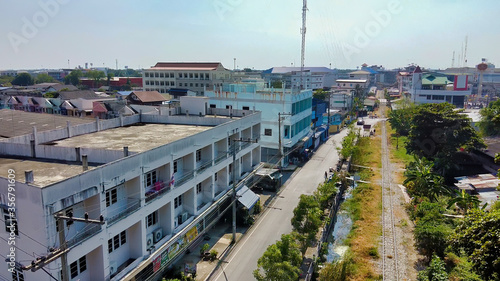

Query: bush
<box><xmin>200</xmin><ymin>243</ymin><xmax>210</xmax><ymax>256</ymax></box>
<box><xmin>414</xmin><ymin>220</ymin><xmax>451</xmax><ymax>259</ymax></box>
<box><xmin>368</xmin><ymin>247</ymin><xmax>379</xmax><ymax>258</ymax></box>
<box><xmin>209</xmin><ymin>249</ymin><xmax>218</xmax><ymax>261</ymax></box>
<box><xmin>417</xmin><ymin>254</ymin><xmax>448</xmax><ymax>281</ymax></box>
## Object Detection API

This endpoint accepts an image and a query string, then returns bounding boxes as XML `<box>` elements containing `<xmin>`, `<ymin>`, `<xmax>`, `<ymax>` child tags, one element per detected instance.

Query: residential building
<box><xmin>349</xmin><ymin>70</ymin><xmax>372</xmax><ymax>85</ymax></box>
<box><xmin>334</xmin><ymin>79</ymin><xmax>368</xmax><ymax>90</ymax></box>
<box><xmin>204</xmin><ymin>81</ymin><xmax>312</xmax><ymax>163</ymax></box>
<box><xmin>126</xmin><ymin>91</ymin><xmax>166</xmax><ymax>106</ymax></box>
<box><xmin>261</xmin><ymin>67</ymin><xmax>337</xmax><ymax>90</ymax></box>
<box><xmin>142</xmin><ymin>62</ymin><xmax>232</xmax><ymax>95</ymax></box>
<box><xmin>328</xmin><ymin>90</ymin><xmax>353</xmax><ymax>112</ymax></box>
<box><xmin>0</xmin><ymin>102</ymin><xmax>261</xmax><ymax>281</ymax></box>
<box><xmin>410</xmin><ymin>66</ymin><xmax>471</xmax><ymax>108</ymax></box>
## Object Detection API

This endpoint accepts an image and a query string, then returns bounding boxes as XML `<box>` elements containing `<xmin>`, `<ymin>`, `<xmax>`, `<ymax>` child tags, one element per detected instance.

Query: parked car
<box><xmin>356</xmin><ymin>118</ymin><xmax>365</xmax><ymax>125</ymax></box>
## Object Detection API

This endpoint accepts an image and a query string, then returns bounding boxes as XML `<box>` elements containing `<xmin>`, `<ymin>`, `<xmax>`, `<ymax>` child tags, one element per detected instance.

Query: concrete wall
<box><xmin>142</xmin><ymin>114</ymin><xmax>230</xmax><ymax>126</ymax></box>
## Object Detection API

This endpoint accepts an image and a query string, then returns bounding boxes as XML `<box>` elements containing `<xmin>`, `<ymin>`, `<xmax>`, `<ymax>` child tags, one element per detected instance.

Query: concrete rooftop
<box><xmin>51</xmin><ymin>123</ymin><xmax>212</xmax><ymax>152</ymax></box>
<box><xmin>0</xmin><ymin>157</ymin><xmax>92</xmax><ymax>187</ymax></box>
<box><xmin>0</xmin><ymin>109</ymin><xmax>94</xmax><ymax>138</ymax></box>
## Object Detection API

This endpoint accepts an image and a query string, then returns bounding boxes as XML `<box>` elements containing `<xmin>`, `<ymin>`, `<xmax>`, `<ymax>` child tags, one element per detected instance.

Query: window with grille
<box><xmin>196</xmin><ymin>183</ymin><xmax>202</xmax><ymax>194</ymax></box>
<box><xmin>196</xmin><ymin>150</ymin><xmax>201</xmax><ymax>162</ymax></box>
<box><xmin>2</xmin><ymin>205</ymin><xmax>18</xmax><ymax>236</ymax></box>
<box><xmin>173</xmin><ymin>160</ymin><xmax>178</xmax><ymax>173</ymax></box>
<box><xmin>264</xmin><ymin>129</ymin><xmax>272</xmax><ymax>136</ymax></box>
<box><xmin>108</xmin><ymin>230</ymin><xmax>127</xmax><ymax>253</ymax></box>
<box><xmin>11</xmin><ymin>267</ymin><xmax>24</xmax><ymax>281</ymax></box>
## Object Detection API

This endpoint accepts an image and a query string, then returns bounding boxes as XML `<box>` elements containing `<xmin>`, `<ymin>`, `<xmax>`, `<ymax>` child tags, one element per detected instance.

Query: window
<box><xmin>225</xmin><ymin>105</ymin><xmax>232</xmax><ymax>109</ymax></box>
<box><xmin>108</xmin><ymin>230</ymin><xmax>127</xmax><ymax>253</ymax></box>
<box><xmin>189</xmin><ymin>73</ymin><xmax>193</xmax><ymax>78</ymax></box>
<box><xmin>11</xmin><ymin>267</ymin><xmax>24</xmax><ymax>281</ymax></box>
<box><xmin>170</xmin><ymin>73</ymin><xmax>174</xmax><ymax>78</ymax></box>
<box><xmin>2</xmin><ymin>205</ymin><xmax>18</xmax><ymax>236</ymax></box>
<box><xmin>190</xmin><ymin>83</ymin><xmax>193</xmax><ymax>87</ymax></box>
<box><xmin>146</xmin><ymin>170</ymin><xmax>157</xmax><ymax>187</ymax></box>
<box><xmin>174</xmin><ymin>195</ymin><xmax>182</xmax><ymax>208</ymax></box>
<box><xmin>195</xmin><ymin>83</ymin><xmax>198</xmax><ymax>87</ymax></box>
<box><xmin>70</xmin><ymin>255</ymin><xmax>87</xmax><ymax>279</ymax></box>
<box><xmin>145</xmin><ymin>72</ymin><xmax>149</xmax><ymax>77</ymax></box>
<box><xmin>146</xmin><ymin>211</ymin><xmax>158</xmax><ymax>228</ymax></box>
<box><xmin>264</xmin><ymin>129</ymin><xmax>272</xmax><ymax>136</ymax></box>
<box><xmin>170</xmin><ymin>81</ymin><xmax>175</xmax><ymax>86</ymax></box>
<box><xmin>196</xmin><ymin>183</ymin><xmax>202</xmax><ymax>194</ymax></box>
<box><xmin>210</xmin><ymin>104</ymin><xmax>216</xmax><ymax>108</ymax></box>
<box><xmin>227</xmin><ymin>138</ymin><xmax>231</xmax><ymax>146</ymax></box>
<box><xmin>106</xmin><ymin>188</ymin><xmax>117</xmax><ymax>207</ymax></box>
<box><xmin>214</xmin><ymin>172</ymin><xmax>218</xmax><ymax>181</ymax></box>
<box><xmin>242</xmin><ymin>106</ymin><xmax>250</xmax><ymax>110</ymax></box>
<box><xmin>65</xmin><ymin>208</ymin><xmax>73</xmax><ymax>226</ymax></box>
<box><xmin>173</xmin><ymin>160</ymin><xmax>178</xmax><ymax>173</ymax></box>
<box><xmin>196</xmin><ymin>149</ymin><xmax>201</xmax><ymax>162</ymax></box>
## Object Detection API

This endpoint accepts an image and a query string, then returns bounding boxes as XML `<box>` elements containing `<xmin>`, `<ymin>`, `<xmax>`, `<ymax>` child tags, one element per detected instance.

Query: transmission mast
<box><xmin>463</xmin><ymin>35</ymin><xmax>468</xmax><ymax>67</ymax></box>
<box><xmin>300</xmin><ymin>0</ymin><xmax>307</xmax><ymax>90</ymax></box>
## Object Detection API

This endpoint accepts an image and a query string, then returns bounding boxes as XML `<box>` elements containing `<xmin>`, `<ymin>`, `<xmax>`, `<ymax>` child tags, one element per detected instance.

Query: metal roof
<box><xmin>237</xmin><ymin>185</ymin><xmax>259</xmax><ymax>210</ymax></box>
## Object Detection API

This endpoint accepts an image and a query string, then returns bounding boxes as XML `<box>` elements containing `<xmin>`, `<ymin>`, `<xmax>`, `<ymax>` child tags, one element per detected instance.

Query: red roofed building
<box><xmin>143</xmin><ymin>62</ymin><xmax>231</xmax><ymax>95</ymax></box>
<box><xmin>126</xmin><ymin>91</ymin><xmax>166</xmax><ymax>106</ymax></box>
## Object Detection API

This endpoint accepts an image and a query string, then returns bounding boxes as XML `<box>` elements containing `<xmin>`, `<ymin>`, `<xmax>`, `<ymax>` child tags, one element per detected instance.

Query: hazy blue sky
<box><xmin>1</xmin><ymin>0</ymin><xmax>499</xmax><ymax>71</ymax></box>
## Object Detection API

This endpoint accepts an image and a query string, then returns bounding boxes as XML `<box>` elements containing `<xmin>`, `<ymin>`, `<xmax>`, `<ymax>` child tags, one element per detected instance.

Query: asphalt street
<box><xmin>210</xmin><ymin>129</ymin><xmax>350</xmax><ymax>281</ymax></box>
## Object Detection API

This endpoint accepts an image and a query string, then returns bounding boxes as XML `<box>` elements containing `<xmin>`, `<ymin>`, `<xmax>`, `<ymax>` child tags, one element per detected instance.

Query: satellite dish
<box><xmin>477</xmin><ymin>63</ymin><xmax>488</xmax><ymax>71</ymax></box>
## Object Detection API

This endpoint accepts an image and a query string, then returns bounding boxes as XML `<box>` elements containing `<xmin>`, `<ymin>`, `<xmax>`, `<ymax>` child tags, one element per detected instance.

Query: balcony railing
<box><xmin>240</xmin><ymin>142</ymin><xmax>252</xmax><ymax>150</ymax></box>
<box><xmin>107</xmin><ymin>199</ymin><xmax>141</xmax><ymax>226</ymax></box>
<box><xmin>196</xmin><ymin>159</ymin><xmax>213</xmax><ymax>174</ymax></box>
<box><xmin>145</xmin><ymin>181</ymin><xmax>172</xmax><ymax>204</ymax></box>
<box><xmin>176</xmin><ymin>170</ymin><xmax>194</xmax><ymax>187</ymax></box>
<box><xmin>214</xmin><ymin>152</ymin><xmax>227</xmax><ymax>164</ymax></box>
<box><xmin>66</xmin><ymin>224</ymin><xmax>101</xmax><ymax>248</ymax></box>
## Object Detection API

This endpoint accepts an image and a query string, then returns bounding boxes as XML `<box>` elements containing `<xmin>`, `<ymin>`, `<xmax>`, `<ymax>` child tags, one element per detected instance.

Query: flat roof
<box><xmin>0</xmin><ymin>109</ymin><xmax>95</xmax><ymax>138</ymax></box>
<box><xmin>336</xmin><ymin>79</ymin><xmax>367</xmax><ymax>83</ymax></box>
<box><xmin>0</xmin><ymin>157</ymin><xmax>92</xmax><ymax>187</ymax></box>
<box><xmin>51</xmin><ymin>123</ymin><xmax>211</xmax><ymax>152</ymax></box>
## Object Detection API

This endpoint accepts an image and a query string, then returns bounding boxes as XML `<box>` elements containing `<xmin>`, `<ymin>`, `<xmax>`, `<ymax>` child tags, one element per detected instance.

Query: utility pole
<box><xmin>230</xmin><ymin>137</ymin><xmax>258</xmax><ymax>243</ymax></box>
<box><xmin>23</xmin><ymin>212</ymin><xmax>105</xmax><ymax>281</ymax></box>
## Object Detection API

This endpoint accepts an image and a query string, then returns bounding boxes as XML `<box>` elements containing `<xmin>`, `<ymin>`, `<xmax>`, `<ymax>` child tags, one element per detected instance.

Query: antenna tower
<box><xmin>300</xmin><ymin>0</ymin><xmax>307</xmax><ymax>89</ymax></box>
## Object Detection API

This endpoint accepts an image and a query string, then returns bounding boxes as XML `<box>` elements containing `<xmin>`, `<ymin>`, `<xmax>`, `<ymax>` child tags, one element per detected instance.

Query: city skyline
<box><xmin>1</xmin><ymin>0</ymin><xmax>499</xmax><ymax>71</ymax></box>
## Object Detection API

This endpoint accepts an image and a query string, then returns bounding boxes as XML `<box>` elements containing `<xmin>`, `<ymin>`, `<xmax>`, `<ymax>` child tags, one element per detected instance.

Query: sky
<box><xmin>1</xmin><ymin>0</ymin><xmax>499</xmax><ymax>71</ymax></box>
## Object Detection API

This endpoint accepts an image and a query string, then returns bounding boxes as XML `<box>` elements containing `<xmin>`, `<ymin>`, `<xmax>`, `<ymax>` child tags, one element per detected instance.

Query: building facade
<box><xmin>0</xmin><ymin>106</ymin><xmax>261</xmax><ymax>281</ymax></box>
<box><xmin>261</xmin><ymin>67</ymin><xmax>337</xmax><ymax>90</ymax></box>
<box><xmin>142</xmin><ymin>62</ymin><xmax>232</xmax><ymax>95</ymax></box>
<box><xmin>204</xmin><ymin>81</ymin><xmax>312</xmax><ymax>163</ymax></box>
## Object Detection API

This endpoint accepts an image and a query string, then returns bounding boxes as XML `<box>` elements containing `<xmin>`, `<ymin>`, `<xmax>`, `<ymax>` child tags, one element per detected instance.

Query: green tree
<box><xmin>34</xmin><ymin>73</ymin><xmax>55</xmax><ymax>84</ymax></box>
<box><xmin>314</xmin><ymin>178</ymin><xmax>339</xmax><ymax>209</ymax></box>
<box><xmin>253</xmin><ymin>234</ymin><xmax>302</xmax><ymax>281</ymax></box>
<box><xmin>0</xmin><ymin>75</ymin><xmax>14</xmax><ymax>86</ymax></box>
<box><xmin>388</xmin><ymin>105</ymin><xmax>415</xmax><ymax>136</ymax></box>
<box><xmin>415</xmin><ymin>220</ymin><xmax>452</xmax><ymax>259</ymax></box>
<box><xmin>106</xmin><ymin>72</ymin><xmax>114</xmax><ymax>86</ymax></box>
<box><xmin>478</xmin><ymin>100</ymin><xmax>500</xmax><ymax>136</ymax></box>
<box><xmin>12</xmin><ymin>73</ymin><xmax>34</xmax><ymax>86</ymax></box>
<box><xmin>271</xmin><ymin>80</ymin><xmax>283</xmax><ymax>88</ymax></box>
<box><xmin>449</xmin><ymin>208</ymin><xmax>500</xmax><ymax>280</ymax></box>
<box><xmin>417</xmin><ymin>254</ymin><xmax>449</xmax><ymax>281</ymax></box>
<box><xmin>86</xmin><ymin>70</ymin><xmax>106</xmax><ymax>88</ymax></box>
<box><xmin>318</xmin><ymin>253</ymin><xmax>355</xmax><ymax>281</ymax></box>
<box><xmin>291</xmin><ymin>195</ymin><xmax>322</xmax><ymax>251</ymax></box>
<box><xmin>407</xmin><ymin>103</ymin><xmax>485</xmax><ymax>161</ymax></box>
<box><xmin>64</xmin><ymin>70</ymin><xmax>82</xmax><ymax>86</ymax></box>
<box><xmin>313</xmin><ymin>89</ymin><xmax>328</xmax><ymax>100</ymax></box>
<box><xmin>404</xmin><ymin>156</ymin><xmax>450</xmax><ymax>202</ymax></box>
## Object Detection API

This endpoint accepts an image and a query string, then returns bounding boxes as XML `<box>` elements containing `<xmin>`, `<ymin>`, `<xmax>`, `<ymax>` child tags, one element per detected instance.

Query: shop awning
<box><xmin>237</xmin><ymin>185</ymin><xmax>259</xmax><ymax>210</ymax></box>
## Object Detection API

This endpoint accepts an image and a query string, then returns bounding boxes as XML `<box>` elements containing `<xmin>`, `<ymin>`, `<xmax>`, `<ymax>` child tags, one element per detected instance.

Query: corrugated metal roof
<box><xmin>237</xmin><ymin>185</ymin><xmax>259</xmax><ymax>210</ymax></box>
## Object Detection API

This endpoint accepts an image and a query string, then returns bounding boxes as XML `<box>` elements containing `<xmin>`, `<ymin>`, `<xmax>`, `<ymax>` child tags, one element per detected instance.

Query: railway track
<box><xmin>381</xmin><ymin>121</ymin><xmax>400</xmax><ymax>280</ymax></box>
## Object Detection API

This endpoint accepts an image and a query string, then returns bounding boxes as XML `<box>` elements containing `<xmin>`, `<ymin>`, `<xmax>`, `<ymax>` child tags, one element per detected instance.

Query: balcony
<box><xmin>107</xmin><ymin>199</ymin><xmax>141</xmax><ymax>226</ymax></box>
<box><xmin>66</xmin><ymin>224</ymin><xmax>101</xmax><ymax>248</ymax></box>
<box><xmin>240</xmin><ymin>142</ymin><xmax>252</xmax><ymax>150</ymax></box>
<box><xmin>145</xmin><ymin>181</ymin><xmax>172</xmax><ymax>204</ymax></box>
<box><xmin>214</xmin><ymin>152</ymin><xmax>227</xmax><ymax>165</ymax></box>
<box><xmin>196</xmin><ymin>159</ymin><xmax>213</xmax><ymax>174</ymax></box>
<box><xmin>176</xmin><ymin>170</ymin><xmax>194</xmax><ymax>187</ymax></box>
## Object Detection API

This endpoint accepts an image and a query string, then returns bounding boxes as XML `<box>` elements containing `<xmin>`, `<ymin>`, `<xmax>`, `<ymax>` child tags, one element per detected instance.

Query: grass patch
<box><xmin>341</xmin><ymin>134</ymin><xmax>383</xmax><ymax>280</ymax></box>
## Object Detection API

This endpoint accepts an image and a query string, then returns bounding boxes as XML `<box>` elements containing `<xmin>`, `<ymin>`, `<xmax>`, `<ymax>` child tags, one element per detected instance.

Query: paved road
<box><xmin>210</xmin><ymin>129</ymin><xmax>350</xmax><ymax>281</ymax></box>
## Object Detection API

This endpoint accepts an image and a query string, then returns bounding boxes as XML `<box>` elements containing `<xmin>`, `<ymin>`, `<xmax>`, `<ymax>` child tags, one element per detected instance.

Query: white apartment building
<box><xmin>142</xmin><ymin>62</ymin><xmax>232</xmax><ymax>95</ymax></box>
<box><xmin>410</xmin><ymin>66</ymin><xmax>471</xmax><ymax>108</ymax></box>
<box><xmin>204</xmin><ymin>81</ymin><xmax>312</xmax><ymax>163</ymax></box>
<box><xmin>0</xmin><ymin>101</ymin><xmax>261</xmax><ymax>281</ymax></box>
<box><xmin>261</xmin><ymin>67</ymin><xmax>337</xmax><ymax>90</ymax></box>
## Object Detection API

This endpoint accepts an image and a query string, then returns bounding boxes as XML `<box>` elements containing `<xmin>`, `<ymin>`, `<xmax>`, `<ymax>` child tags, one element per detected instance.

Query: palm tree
<box><xmin>404</xmin><ymin>156</ymin><xmax>450</xmax><ymax>202</ymax></box>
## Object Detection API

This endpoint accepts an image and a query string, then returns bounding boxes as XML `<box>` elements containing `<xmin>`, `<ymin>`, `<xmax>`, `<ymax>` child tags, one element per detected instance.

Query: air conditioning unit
<box><xmin>109</xmin><ymin>261</ymin><xmax>117</xmax><ymax>276</ymax></box>
<box><xmin>182</xmin><ymin>212</ymin><xmax>189</xmax><ymax>223</ymax></box>
<box><xmin>153</xmin><ymin>228</ymin><xmax>163</xmax><ymax>243</ymax></box>
<box><xmin>174</xmin><ymin>219</ymin><xmax>179</xmax><ymax>228</ymax></box>
<box><xmin>146</xmin><ymin>233</ymin><xmax>154</xmax><ymax>247</ymax></box>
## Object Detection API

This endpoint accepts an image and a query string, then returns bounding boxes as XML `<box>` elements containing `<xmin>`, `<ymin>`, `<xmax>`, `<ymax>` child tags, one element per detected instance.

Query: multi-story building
<box><xmin>410</xmin><ymin>66</ymin><xmax>471</xmax><ymax>108</ymax></box>
<box><xmin>0</xmin><ymin>100</ymin><xmax>261</xmax><ymax>281</ymax></box>
<box><xmin>204</xmin><ymin>81</ymin><xmax>312</xmax><ymax>163</ymax></box>
<box><xmin>261</xmin><ymin>67</ymin><xmax>337</xmax><ymax>90</ymax></box>
<box><xmin>142</xmin><ymin>62</ymin><xmax>232</xmax><ymax>95</ymax></box>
